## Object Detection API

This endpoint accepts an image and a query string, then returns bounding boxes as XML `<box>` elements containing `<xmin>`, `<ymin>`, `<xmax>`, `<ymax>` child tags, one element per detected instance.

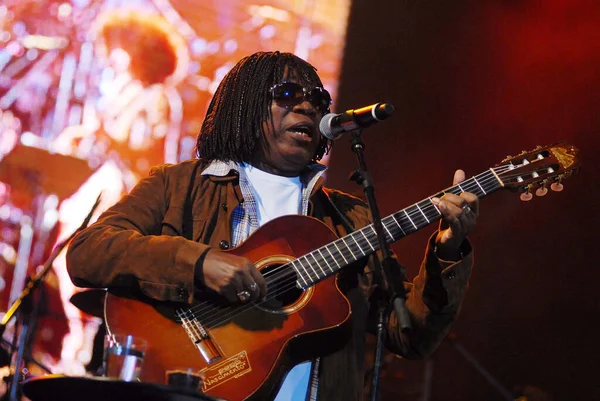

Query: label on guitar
<box><xmin>201</xmin><ymin>350</ymin><xmax>252</xmax><ymax>392</ymax></box>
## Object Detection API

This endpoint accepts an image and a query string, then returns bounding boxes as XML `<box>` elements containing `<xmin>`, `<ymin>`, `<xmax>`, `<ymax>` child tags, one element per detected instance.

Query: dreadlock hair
<box><xmin>195</xmin><ymin>51</ymin><xmax>332</xmax><ymax>166</ymax></box>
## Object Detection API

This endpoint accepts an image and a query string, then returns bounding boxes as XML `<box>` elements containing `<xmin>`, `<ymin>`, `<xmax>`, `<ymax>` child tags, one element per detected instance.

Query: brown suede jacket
<box><xmin>66</xmin><ymin>159</ymin><xmax>473</xmax><ymax>401</ymax></box>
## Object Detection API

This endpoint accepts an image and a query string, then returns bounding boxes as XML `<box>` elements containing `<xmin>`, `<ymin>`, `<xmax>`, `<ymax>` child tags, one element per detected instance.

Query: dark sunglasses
<box><xmin>270</xmin><ymin>82</ymin><xmax>332</xmax><ymax>114</ymax></box>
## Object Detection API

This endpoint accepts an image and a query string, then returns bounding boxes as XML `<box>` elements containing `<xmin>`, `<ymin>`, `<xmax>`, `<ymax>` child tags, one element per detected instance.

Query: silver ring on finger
<box><xmin>462</xmin><ymin>203</ymin><xmax>471</xmax><ymax>214</ymax></box>
<box><xmin>248</xmin><ymin>282</ymin><xmax>259</xmax><ymax>293</ymax></box>
<box><xmin>237</xmin><ymin>290</ymin><xmax>251</xmax><ymax>302</ymax></box>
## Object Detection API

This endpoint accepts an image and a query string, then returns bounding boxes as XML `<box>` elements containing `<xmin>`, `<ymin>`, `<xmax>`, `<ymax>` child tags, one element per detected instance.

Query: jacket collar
<box><xmin>201</xmin><ymin>159</ymin><xmax>327</xmax><ymax>194</ymax></box>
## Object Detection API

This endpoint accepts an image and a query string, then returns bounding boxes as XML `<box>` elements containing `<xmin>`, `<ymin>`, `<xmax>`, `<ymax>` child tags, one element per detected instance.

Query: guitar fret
<box><xmin>396</xmin><ymin>213</ymin><xmax>410</xmax><ymax>233</ymax></box>
<box><xmin>390</xmin><ymin>214</ymin><xmax>407</xmax><ymax>235</ymax></box>
<box><xmin>410</xmin><ymin>206</ymin><xmax>428</xmax><ymax>228</ymax></box>
<box><xmin>463</xmin><ymin>179</ymin><xmax>480</xmax><ymax>195</ymax></box>
<box><xmin>419</xmin><ymin>208</ymin><xmax>434</xmax><ymax>226</ymax></box>
<box><xmin>428</xmin><ymin>197</ymin><xmax>441</xmax><ymax>215</ymax></box>
<box><xmin>382</xmin><ymin>217</ymin><xmax>400</xmax><ymax>240</ymax></box>
<box><xmin>427</xmin><ymin>205</ymin><xmax>441</xmax><ymax>221</ymax></box>
<box><xmin>404</xmin><ymin>209</ymin><xmax>418</xmax><ymax>230</ymax></box>
<box><xmin>349</xmin><ymin>232</ymin><xmax>367</xmax><ymax>256</ymax></box>
<box><xmin>340</xmin><ymin>237</ymin><xmax>357</xmax><ymax>259</ymax></box>
<box><xmin>292</xmin><ymin>260</ymin><xmax>309</xmax><ymax>287</ymax></box>
<box><xmin>360</xmin><ymin>230</ymin><xmax>375</xmax><ymax>251</ymax></box>
<box><xmin>317</xmin><ymin>247</ymin><xmax>336</xmax><ymax>271</ymax></box>
<box><xmin>316</xmin><ymin>251</ymin><xmax>330</xmax><ymax>273</ymax></box>
<box><xmin>436</xmin><ymin>171</ymin><xmax>500</xmax><ymax>202</ymax></box>
<box><xmin>325</xmin><ymin>246</ymin><xmax>341</xmax><ymax>269</ymax></box>
<box><xmin>333</xmin><ymin>241</ymin><xmax>349</xmax><ymax>265</ymax></box>
<box><xmin>354</xmin><ymin>232</ymin><xmax>370</xmax><ymax>251</ymax></box>
<box><xmin>473</xmin><ymin>176</ymin><xmax>487</xmax><ymax>195</ymax></box>
<box><xmin>482</xmin><ymin>170</ymin><xmax>500</xmax><ymax>193</ymax></box>
<box><xmin>366</xmin><ymin>227</ymin><xmax>379</xmax><ymax>247</ymax></box>
<box><xmin>317</xmin><ymin>248</ymin><xmax>334</xmax><ymax>272</ymax></box>
<box><xmin>382</xmin><ymin>221</ymin><xmax>394</xmax><ymax>242</ymax></box>
<box><xmin>337</xmin><ymin>238</ymin><xmax>356</xmax><ymax>262</ymax></box>
<box><xmin>395</xmin><ymin>213</ymin><xmax>411</xmax><ymax>235</ymax></box>
<box><xmin>302</xmin><ymin>255</ymin><xmax>319</xmax><ymax>280</ymax></box>
<box><xmin>366</xmin><ymin>227</ymin><xmax>381</xmax><ymax>249</ymax></box>
<box><xmin>309</xmin><ymin>253</ymin><xmax>327</xmax><ymax>276</ymax></box>
<box><xmin>298</xmin><ymin>258</ymin><xmax>316</xmax><ymax>283</ymax></box>
<box><xmin>415</xmin><ymin>203</ymin><xmax>430</xmax><ymax>224</ymax></box>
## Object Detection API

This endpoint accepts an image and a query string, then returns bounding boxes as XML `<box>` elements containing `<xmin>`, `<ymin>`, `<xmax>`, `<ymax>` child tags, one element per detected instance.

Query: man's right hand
<box><xmin>201</xmin><ymin>250</ymin><xmax>268</xmax><ymax>303</ymax></box>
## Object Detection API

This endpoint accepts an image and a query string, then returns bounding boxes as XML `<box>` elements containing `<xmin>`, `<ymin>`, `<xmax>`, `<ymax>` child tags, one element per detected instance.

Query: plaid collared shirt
<box><xmin>200</xmin><ymin>160</ymin><xmax>327</xmax><ymax>246</ymax></box>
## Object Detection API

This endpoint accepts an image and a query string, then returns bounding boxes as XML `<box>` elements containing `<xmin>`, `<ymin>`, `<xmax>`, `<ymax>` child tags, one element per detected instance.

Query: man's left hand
<box><xmin>431</xmin><ymin>169</ymin><xmax>479</xmax><ymax>261</ymax></box>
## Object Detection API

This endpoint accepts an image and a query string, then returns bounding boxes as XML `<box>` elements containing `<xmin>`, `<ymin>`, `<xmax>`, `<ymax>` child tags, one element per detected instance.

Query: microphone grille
<box><xmin>319</xmin><ymin>113</ymin><xmax>339</xmax><ymax>140</ymax></box>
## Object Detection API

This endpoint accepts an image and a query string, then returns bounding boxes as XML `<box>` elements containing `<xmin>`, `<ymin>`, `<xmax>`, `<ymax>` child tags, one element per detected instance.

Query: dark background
<box><xmin>327</xmin><ymin>1</ymin><xmax>600</xmax><ymax>400</ymax></box>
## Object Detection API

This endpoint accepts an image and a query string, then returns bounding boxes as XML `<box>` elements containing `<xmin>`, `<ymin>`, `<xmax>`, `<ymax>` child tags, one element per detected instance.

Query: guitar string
<box><xmin>184</xmin><ymin>163</ymin><xmax>546</xmax><ymax>328</ymax></box>
<box><xmin>184</xmin><ymin>171</ymin><xmax>510</xmax><ymax>327</ymax></box>
<box><xmin>185</xmin><ymin>164</ymin><xmax>551</xmax><ymax>327</ymax></box>
<box><xmin>185</xmin><ymin>164</ymin><xmax>516</xmax><ymax>318</ymax></box>
<box><xmin>180</xmin><ymin>161</ymin><xmax>520</xmax><ymax>344</ymax></box>
<box><xmin>199</xmin><ymin>162</ymin><xmax>545</xmax><ymax>311</ymax></box>
<box><xmin>183</xmin><ymin>164</ymin><xmax>530</xmax><ymax>326</ymax></box>
<box><xmin>190</xmin><ymin>165</ymin><xmax>555</xmax><ymax>329</ymax></box>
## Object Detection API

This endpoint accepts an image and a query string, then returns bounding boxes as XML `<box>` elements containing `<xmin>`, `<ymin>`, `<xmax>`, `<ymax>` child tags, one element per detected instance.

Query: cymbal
<box><xmin>0</xmin><ymin>144</ymin><xmax>95</xmax><ymax>201</ymax></box>
<box><xmin>69</xmin><ymin>289</ymin><xmax>106</xmax><ymax>318</ymax></box>
<box><xmin>23</xmin><ymin>375</ymin><xmax>226</xmax><ymax>401</ymax></box>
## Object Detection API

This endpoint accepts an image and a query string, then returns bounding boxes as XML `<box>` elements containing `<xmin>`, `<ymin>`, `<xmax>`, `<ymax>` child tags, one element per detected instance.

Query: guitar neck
<box><xmin>292</xmin><ymin>169</ymin><xmax>502</xmax><ymax>289</ymax></box>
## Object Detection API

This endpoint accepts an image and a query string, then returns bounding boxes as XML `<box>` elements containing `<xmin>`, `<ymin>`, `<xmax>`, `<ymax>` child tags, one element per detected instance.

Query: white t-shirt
<box><xmin>242</xmin><ymin>163</ymin><xmax>313</xmax><ymax>401</ymax></box>
<box><xmin>242</xmin><ymin>163</ymin><xmax>303</xmax><ymax>225</ymax></box>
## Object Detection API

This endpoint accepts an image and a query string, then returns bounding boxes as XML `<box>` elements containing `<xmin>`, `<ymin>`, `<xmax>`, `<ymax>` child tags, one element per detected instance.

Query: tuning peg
<box><xmin>520</xmin><ymin>191</ymin><xmax>533</xmax><ymax>201</ymax></box>
<box><xmin>551</xmin><ymin>182</ymin><xmax>564</xmax><ymax>192</ymax></box>
<box><xmin>535</xmin><ymin>182</ymin><xmax>548</xmax><ymax>196</ymax></box>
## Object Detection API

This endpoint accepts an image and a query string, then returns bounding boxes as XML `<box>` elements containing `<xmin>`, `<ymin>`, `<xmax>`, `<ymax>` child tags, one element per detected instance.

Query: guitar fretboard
<box><xmin>290</xmin><ymin>169</ymin><xmax>501</xmax><ymax>289</ymax></box>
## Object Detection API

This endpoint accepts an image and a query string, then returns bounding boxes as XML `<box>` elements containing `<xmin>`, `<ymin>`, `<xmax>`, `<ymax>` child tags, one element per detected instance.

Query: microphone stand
<box><xmin>346</xmin><ymin>129</ymin><xmax>412</xmax><ymax>401</ymax></box>
<box><xmin>0</xmin><ymin>193</ymin><xmax>102</xmax><ymax>401</ymax></box>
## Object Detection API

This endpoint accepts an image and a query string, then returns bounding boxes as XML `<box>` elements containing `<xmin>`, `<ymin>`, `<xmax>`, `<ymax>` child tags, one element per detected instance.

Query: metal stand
<box><xmin>346</xmin><ymin>129</ymin><xmax>411</xmax><ymax>401</ymax></box>
<box><xmin>0</xmin><ymin>194</ymin><xmax>101</xmax><ymax>400</ymax></box>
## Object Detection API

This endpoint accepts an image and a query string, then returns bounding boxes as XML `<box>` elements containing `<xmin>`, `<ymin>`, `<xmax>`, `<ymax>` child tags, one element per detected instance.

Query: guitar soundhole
<box><xmin>259</xmin><ymin>263</ymin><xmax>304</xmax><ymax>312</ymax></box>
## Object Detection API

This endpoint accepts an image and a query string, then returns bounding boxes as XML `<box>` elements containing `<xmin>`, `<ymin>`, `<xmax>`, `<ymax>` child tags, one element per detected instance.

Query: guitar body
<box><xmin>104</xmin><ymin>143</ymin><xmax>580</xmax><ymax>401</ymax></box>
<box><xmin>104</xmin><ymin>215</ymin><xmax>353</xmax><ymax>401</ymax></box>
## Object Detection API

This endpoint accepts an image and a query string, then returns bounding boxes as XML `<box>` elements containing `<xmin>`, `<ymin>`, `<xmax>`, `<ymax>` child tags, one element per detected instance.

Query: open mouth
<box><xmin>287</xmin><ymin>123</ymin><xmax>314</xmax><ymax>138</ymax></box>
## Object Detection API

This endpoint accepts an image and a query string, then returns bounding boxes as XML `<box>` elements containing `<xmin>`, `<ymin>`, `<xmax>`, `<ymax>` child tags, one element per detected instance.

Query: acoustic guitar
<box><xmin>104</xmin><ymin>143</ymin><xmax>579</xmax><ymax>401</ymax></box>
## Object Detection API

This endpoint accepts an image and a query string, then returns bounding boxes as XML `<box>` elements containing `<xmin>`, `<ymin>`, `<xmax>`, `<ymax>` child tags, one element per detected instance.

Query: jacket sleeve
<box><xmin>66</xmin><ymin>166</ymin><xmax>210</xmax><ymax>304</ymax></box>
<box><xmin>329</xmin><ymin>189</ymin><xmax>473</xmax><ymax>359</ymax></box>
<box><xmin>384</xmin><ymin>233</ymin><xmax>473</xmax><ymax>359</ymax></box>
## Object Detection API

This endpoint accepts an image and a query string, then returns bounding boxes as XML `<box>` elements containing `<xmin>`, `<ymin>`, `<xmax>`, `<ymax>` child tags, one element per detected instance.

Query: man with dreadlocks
<box><xmin>67</xmin><ymin>51</ymin><xmax>477</xmax><ymax>401</ymax></box>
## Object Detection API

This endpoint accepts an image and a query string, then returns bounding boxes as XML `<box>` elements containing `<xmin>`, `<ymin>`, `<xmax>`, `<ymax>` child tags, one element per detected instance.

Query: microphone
<box><xmin>319</xmin><ymin>103</ymin><xmax>395</xmax><ymax>140</ymax></box>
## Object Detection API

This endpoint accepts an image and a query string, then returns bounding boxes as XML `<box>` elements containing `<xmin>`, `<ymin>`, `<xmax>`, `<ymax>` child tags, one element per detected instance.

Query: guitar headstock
<box><xmin>495</xmin><ymin>143</ymin><xmax>580</xmax><ymax>200</ymax></box>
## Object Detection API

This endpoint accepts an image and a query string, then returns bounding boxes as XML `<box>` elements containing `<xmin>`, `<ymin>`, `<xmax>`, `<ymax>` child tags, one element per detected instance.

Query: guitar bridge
<box><xmin>177</xmin><ymin>309</ymin><xmax>222</xmax><ymax>364</ymax></box>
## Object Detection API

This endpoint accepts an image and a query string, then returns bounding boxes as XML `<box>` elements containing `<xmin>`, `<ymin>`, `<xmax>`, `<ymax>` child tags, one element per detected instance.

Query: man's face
<box><xmin>252</xmin><ymin>75</ymin><xmax>327</xmax><ymax>177</ymax></box>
